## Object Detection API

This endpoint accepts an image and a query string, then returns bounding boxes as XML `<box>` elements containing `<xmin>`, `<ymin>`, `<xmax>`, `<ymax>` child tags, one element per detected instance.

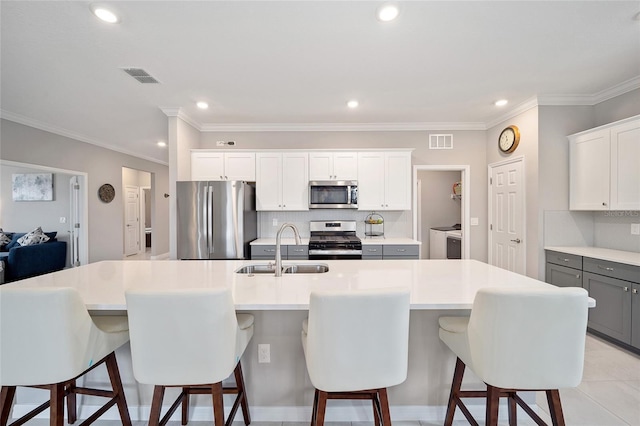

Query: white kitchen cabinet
<box><xmin>309</xmin><ymin>152</ymin><xmax>358</xmax><ymax>181</ymax></box>
<box><xmin>256</xmin><ymin>152</ymin><xmax>308</xmax><ymax>211</ymax></box>
<box><xmin>569</xmin><ymin>115</ymin><xmax>640</xmax><ymax>211</ymax></box>
<box><xmin>357</xmin><ymin>151</ymin><xmax>411</xmax><ymax>210</ymax></box>
<box><xmin>191</xmin><ymin>151</ymin><xmax>255</xmax><ymax>181</ymax></box>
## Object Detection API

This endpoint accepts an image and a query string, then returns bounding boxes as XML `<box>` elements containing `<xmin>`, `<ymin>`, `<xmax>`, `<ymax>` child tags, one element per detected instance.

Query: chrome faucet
<box><xmin>275</xmin><ymin>223</ymin><xmax>301</xmax><ymax>277</ymax></box>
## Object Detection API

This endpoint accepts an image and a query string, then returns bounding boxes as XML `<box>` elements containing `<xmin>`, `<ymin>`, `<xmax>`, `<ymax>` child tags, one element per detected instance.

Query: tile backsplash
<box><xmin>258</xmin><ymin>210</ymin><xmax>412</xmax><ymax>239</ymax></box>
<box><xmin>544</xmin><ymin>210</ymin><xmax>640</xmax><ymax>253</ymax></box>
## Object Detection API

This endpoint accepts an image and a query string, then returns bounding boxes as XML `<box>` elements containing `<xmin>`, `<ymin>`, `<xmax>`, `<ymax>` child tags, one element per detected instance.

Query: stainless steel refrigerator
<box><xmin>176</xmin><ymin>181</ymin><xmax>257</xmax><ymax>260</ymax></box>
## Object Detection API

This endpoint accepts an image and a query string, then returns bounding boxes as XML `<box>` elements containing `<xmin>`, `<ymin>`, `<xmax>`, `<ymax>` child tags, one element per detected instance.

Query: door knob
<box><xmin>510</xmin><ymin>238</ymin><xmax>521</xmax><ymax>243</ymax></box>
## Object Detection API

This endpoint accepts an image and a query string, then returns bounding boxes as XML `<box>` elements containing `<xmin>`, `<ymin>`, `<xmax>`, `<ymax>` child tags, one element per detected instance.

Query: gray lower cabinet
<box><xmin>287</xmin><ymin>245</ymin><xmax>309</xmax><ymax>260</ymax></box>
<box><xmin>362</xmin><ymin>245</ymin><xmax>383</xmax><ymax>259</ymax></box>
<box><xmin>583</xmin><ymin>271</ymin><xmax>632</xmax><ymax>344</ymax></box>
<box><xmin>251</xmin><ymin>245</ymin><xmax>277</xmax><ymax>260</ymax></box>
<box><xmin>382</xmin><ymin>245</ymin><xmax>419</xmax><ymax>259</ymax></box>
<box><xmin>632</xmin><ymin>284</ymin><xmax>640</xmax><ymax>349</ymax></box>
<box><xmin>251</xmin><ymin>245</ymin><xmax>309</xmax><ymax>260</ymax></box>
<box><xmin>545</xmin><ymin>250</ymin><xmax>582</xmax><ymax>288</ymax></box>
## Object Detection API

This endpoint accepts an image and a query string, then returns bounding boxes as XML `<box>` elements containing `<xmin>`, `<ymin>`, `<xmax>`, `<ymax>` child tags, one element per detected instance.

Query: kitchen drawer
<box><xmin>383</xmin><ymin>245</ymin><xmax>419</xmax><ymax>259</ymax></box>
<box><xmin>362</xmin><ymin>245</ymin><xmax>383</xmax><ymax>259</ymax></box>
<box><xmin>545</xmin><ymin>250</ymin><xmax>582</xmax><ymax>270</ymax></box>
<box><xmin>287</xmin><ymin>245</ymin><xmax>309</xmax><ymax>259</ymax></box>
<box><xmin>251</xmin><ymin>245</ymin><xmax>277</xmax><ymax>259</ymax></box>
<box><xmin>583</xmin><ymin>257</ymin><xmax>640</xmax><ymax>283</ymax></box>
<box><xmin>546</xmin><ymin>263</ymin><xmax>583</xmax><ymax>288</ymax></box>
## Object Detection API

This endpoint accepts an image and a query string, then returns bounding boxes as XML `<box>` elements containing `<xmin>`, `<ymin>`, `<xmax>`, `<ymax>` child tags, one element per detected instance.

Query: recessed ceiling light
<box><xmin>495</xmin><ymin>99</ymin><xmax>508</xmax><ymax>107</ymax></box>
<box><xmin>196</xmin><ymin>101</ymin><xmax>209</xmax><ymax>109</ymax></box>
<box><xmin>377</xmin><ymin>3</ymin><xmax>399</xmax><ymax>22</ymax></box>
<box><xmin>347</xmin><ymin>100</ymin><xmax>359</xmax><ymax>109</ymax></box>
<box><xmin>157</xmin><ymin>141</ymin><xmax>167</xmax><ymax>148</ymax></box>
<box><xmin>90</xmin><ymin>5</ymin><xmax>119</xmax><ymax>23</ymax></box>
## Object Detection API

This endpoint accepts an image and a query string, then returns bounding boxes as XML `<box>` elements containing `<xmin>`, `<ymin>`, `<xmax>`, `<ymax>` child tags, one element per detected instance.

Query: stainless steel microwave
<box><xmin>309</xmin><ymin>181</ymin><xmax>358</xmax><ymax>209</ymax></box>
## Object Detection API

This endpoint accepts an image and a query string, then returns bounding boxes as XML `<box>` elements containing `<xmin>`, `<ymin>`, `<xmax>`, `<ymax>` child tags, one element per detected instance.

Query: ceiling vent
<box><xmin>121</xmin><ymin>68</ymin><xmax>160</xmax><ymax>84</ymax></box>
<box><xmin>429</xmin><ymin>134</ymin><xmax>453</xmax><ymax>149</ymax></box>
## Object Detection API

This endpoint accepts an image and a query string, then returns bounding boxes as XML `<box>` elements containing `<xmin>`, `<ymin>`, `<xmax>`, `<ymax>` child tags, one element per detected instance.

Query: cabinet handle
<box><xmin>367</xmin><ymin>248</ymin><xmax>378</xmax><ymax>252</ymax></box>
<box><xmin>633</xmin><ymin>288</ymin><xmax>638</xmax><ymax>294</ymax></box>
<box><xmin>623</xmin><ymin>287</ymin><xmax>629</xmax><ymax>292</ymax></box>
<box><xmin>576</xmin><ymin>274</ymin><xmax>581</xmax><ymax>279</ymax></box>
<box><xmin>385</xmin><ymin>204</ymin><xmax>389</xmax><ymax>207</ymax></box>
<box><xmin>265</xmin><ymin>249</ymin><xmax>275</xmax><ymax>253</ymax></box>
<box><xmin>283</xmin><ymin>204</ymin><xmax>286</xmax><ymax>207</ymax></box>
<box><xmin>292</xmin><ymin>248</ymin><xmax>304</xmax><ymax>252</ymax></box>
<box><xmin>224</xmin><ymin>176</ymin><xmax>228</xmax><ymax>180</ymax></box>
<box><xmin>597</xmin><ymin>265</ymin><xmax>614</xmax><ymax>272</ymax></box>
<box><xmin>602</xmin><ymin>202</ymin><xmax>607</xmax><ymax>206</ymax></box>
<box><xmin>558</xmin><ymin>257</ymin><xmax>570</xmax><ymax>262</ymax></box>
<box><xmin>396</xmin><ymin>249</ymin><xmax>406</xmax><ymax>252</ymax></box>
<box><xmin>220</xmin><ymin>176</ymin><xmax>224</xmax><ymax>179</ymax></box>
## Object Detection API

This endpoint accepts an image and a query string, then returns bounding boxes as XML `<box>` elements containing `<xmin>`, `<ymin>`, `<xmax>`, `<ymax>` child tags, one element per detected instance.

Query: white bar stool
<box><xmin>301</xmin><ymin>287</ymin><xmax>410</xmax><ymax>426</ymax></box>
<box><xmin>439</xmin><ymin>286</ymin><xmax>589</xmax><ymax>426</ymax></box>
<box><xmin>125</xmin><ymin>288</ymin><xmax>253</xmax><ymax>426</ymax></box>
<box><xmin>0</xmin><ymin>287</ymin><xmax>131</xmax><ymax>426</ymax></box>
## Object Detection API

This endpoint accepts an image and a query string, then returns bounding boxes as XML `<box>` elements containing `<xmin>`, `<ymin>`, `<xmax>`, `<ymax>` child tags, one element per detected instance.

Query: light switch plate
<box><xmin>631</xmin><ymin>223</ymin><xmax>640</xmax><ymax>235</ymax></box>
<box><xmin>470</xmin><ymin>217</ymin><xmax>479</xmax><ymax>226</ymax></box>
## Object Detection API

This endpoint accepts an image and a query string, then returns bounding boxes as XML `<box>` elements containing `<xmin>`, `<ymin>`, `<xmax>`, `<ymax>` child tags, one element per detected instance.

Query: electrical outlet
<box><xmin>470</xmin><ymin>217</ymin><xmax>479</xmax><ymax>226</ymax></box>
<box><xmin>258</xmin><ymin>344</ymin><xmax>270</xmax><ymax>363</ymax></box>
<box><xmin>631</xmin><ymin>223</ymin><xmax>640</xmax><ymax>236</ymax></box>
<box><xmin>273</xmin><ymin>218</ymin><xmax>278</xmax><ymax>227</ymax></box>
<box><xmin>59</xmin><ymin>217</ymin><xmax>67</xmax><ymax>224</ymax></box>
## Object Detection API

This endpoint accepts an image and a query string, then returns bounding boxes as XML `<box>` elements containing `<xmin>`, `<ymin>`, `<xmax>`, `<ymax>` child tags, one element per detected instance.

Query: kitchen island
<box><xmin>4</xmin><ymin>259</ymin><xmax>592</xmax><ymax>423</ymax></box>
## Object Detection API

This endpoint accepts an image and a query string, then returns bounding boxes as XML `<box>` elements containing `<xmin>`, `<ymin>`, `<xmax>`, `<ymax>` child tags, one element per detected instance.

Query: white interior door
<box><xmin>124</xmin><ymin>185</ymin><xmax>140</xmax><ymax>256</ymax></box>
<box><xmin>489</xmin><ymin>159</ymin><xmax>525</xmax><ymax>274</ymax></box>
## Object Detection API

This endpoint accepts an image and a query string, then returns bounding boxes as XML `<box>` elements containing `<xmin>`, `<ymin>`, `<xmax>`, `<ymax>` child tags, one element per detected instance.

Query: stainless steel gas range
<box><xmin>307</xmin><ymin>220</ymin><xmax>362</xmax><ymax>260</ymax></box>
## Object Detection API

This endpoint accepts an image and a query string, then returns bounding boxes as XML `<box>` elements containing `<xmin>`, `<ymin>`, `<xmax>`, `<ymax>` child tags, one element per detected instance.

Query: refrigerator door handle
<box><xmin>207</xmin><ymin>184</ymin><xmax>214</xmax><ymax>255</ymax></box>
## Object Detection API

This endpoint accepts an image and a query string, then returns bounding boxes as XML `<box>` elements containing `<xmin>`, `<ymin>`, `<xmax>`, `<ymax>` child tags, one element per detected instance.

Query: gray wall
<box><xmin>0</xmin><ymin>119</ymin><xmax>170</xmax><ymax>262</ymax></box>
<box><xmin>195</xmin><ymin>129</ymin><xmax>489</xmax><ymax>261</ymax></box>
<box><xmin>593</xmin><ymin>88</ymin><xmax>640</xmax><ymax>127</ymax></box>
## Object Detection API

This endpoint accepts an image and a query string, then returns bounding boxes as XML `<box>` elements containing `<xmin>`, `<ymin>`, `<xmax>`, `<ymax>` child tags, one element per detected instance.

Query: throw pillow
<box><xmin>0</xmin><ymin>229</ymin><xmax>11</xmax><ymax>247</ymax></box>
<box><xmin>17</xmin><ymin>227</ymin><xmax>50</xmax><ymax>246</ymax></box>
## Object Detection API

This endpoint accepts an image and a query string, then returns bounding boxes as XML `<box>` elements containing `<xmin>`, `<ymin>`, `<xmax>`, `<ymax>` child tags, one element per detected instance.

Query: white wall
<box><xmin>0</xmin><ymin>119</ymin><xmax>170</xmax><ymax>262</ymax></box>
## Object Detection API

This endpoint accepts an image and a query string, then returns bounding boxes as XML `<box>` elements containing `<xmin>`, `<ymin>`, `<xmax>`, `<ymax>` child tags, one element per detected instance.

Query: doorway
<box><xmin>412</xmin><ymin>165</ymin><xmax>470</xmax><ymax>259</ymax></box>
<box><xmin>488</xmin><ymin>157</ymin><xmax>525</xmax><ymax>274</ymax></box>
<box><xmin>122</xmin><ymin>167</ymin><xmax>152</xmax><ymax>258</ymax></box>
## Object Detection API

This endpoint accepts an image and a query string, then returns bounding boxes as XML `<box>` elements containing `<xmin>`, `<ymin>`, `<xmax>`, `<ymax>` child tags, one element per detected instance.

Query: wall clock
<box><xmin>98</xmin><ymin>183</ymin><xmax>115</xmax><ymax>203</ymax></box>
<box><xmin>498</xmin><ymin>125</ymin><xmax>520</xmax><ymax>153</ymax></box>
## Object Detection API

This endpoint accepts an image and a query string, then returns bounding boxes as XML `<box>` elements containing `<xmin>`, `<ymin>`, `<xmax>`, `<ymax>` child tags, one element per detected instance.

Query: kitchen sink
<box><xmin>235</xmin><ymin>263</ymin><xmax>329</xmax><ymax>275</ymax></box>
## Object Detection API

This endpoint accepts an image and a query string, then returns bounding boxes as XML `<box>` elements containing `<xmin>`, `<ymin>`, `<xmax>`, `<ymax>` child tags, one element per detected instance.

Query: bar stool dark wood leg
<box><xmin>0</xmin><ymin>387</ymin><xmax>16</xmax><ymax>426</ymax></box>
<box><xmin>182</xmin><ymin>387</ymin><xmax>190</xmax><ymax>425</ymax></box>
<box><xmin>485</xmin><ymin>384</ymin><xmax>499</xmax><ymax>426</ymax></box>
<box><xmin>105</xmin><ymin>352</ymin><xmax>131</xmax><ymax>426</ymax></box>
<box><xmin>211</xmin><ymin>382</ymin><xmax>224</xmax><ymax>426</ymax></box>
<box><xmin>547</xmin><ymin>389</ymin><xmax>566</xmax><ymax>426</ymax></box>
<box><xmin>508</xmin><ymin>391</ymin><xmax>517</xmax><ymax>426</ymax></box>
<box><xmin>49</xmin><ymin>383</ymin><xmax>64</xmax><ymax>426</ymax></box>
<box><xmin>444</xmin><ymin>357</ymin><xmax>465</xmax><ymax>426</ymax></box>
<box><xmin>315</xmin><ymin>390</ymin><xmax>328</xmax><ymax>426</ymax></box>
<box><xmin>149</xmin><ymin>385</ymin><xmax>165</xmax><ymax>426</ymax></box>
<box><xmin>66</xmin><ymin>380</ymin><xmax>77</xmax><ymax>424</ymax></box>
<box><xmin>378</xmin><ymin>388</ymin><xmax>392</xmax><ymax>426</ymax></box>
<box><xmin>234</xmin><ymin>362</ymin><xmax>251</xmax><ymax>425</ymax></box>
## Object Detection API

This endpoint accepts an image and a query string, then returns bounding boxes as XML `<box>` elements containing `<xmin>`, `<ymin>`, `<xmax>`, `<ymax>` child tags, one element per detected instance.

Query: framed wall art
<box><xmin>12</xmin><ymin>173</ymin><xmax>54</xmax><ymax>201</ymax></box>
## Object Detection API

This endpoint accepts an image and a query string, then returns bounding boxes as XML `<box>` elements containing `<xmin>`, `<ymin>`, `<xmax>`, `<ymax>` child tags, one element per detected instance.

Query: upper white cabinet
<box><xmin>309</xmin><ymin>152</ymin><xmax>358</xmax><ymax>181</ymax></box>
<box><xmin>570</xmin><ymin>116</ymin><xmax>640</xmax><ymax>211</ymax></box>
<box><xmin>191</xmin><ymin>151</ymin><xmax>256</xmax><ymax>181</ymax></box>
<box><xmin>256</xmin><ymin>152</ymin><xmax>309</xmax><ymax>211</ymax></box>
<box><xmin>357</xmin><ymin>151</ymin><xmax>411</xmax><ymax>211</ymax></box>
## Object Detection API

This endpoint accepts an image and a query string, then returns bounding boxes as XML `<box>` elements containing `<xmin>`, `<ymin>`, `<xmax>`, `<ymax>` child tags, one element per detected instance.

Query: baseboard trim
<box><xmin>10</xmin><ymin>402</ymin><xmax>544</xmax><ymax>423</ymax></box>
<box><xmin>150</xmin><ymin>251</ymin><xmax>170</xmax><ymax>260</ymax></box>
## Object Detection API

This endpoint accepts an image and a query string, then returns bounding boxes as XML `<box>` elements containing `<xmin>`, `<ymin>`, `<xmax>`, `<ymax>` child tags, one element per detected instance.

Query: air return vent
<box><xmin>121</xmin><ymin>68</ymin><xmax>160</xmax><ymax>84</ymax></box>
<box><xmin>429</xmin><ymin>134</ymin><xmax>453</xmax><ymax>149</ymax></box>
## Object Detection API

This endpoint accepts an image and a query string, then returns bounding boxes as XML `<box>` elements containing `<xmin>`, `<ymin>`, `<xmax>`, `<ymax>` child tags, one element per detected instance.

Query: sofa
<box><xmin>0</xmin><ymin>231</ymin><xmax>67</xmax><ymax>283</ymax></box>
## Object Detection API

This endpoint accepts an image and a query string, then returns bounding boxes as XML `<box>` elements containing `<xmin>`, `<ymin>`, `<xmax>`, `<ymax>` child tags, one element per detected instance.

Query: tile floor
<box><xmin>23</xmin><ymin>334</ymin><xmax>640</xmax><ymax>426</ymax></box>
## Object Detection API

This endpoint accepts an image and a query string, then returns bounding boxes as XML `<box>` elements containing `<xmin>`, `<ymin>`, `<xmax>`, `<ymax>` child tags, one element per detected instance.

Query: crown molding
<box><xmin>592</xmin><ymin>75</ymin><xmax>640</xmax><ymax>104</ymax></box>
<box><xmin>1</xmin><ymin>110</ymin><xmax>168</xmax><ymax>166</ymax></box>
<box><xmin>160</xmin><ymin>107</ymin><xmax>202</xmax><ymax>130</ymax></box>
<box><xmin>199</xmin><ymin>121</ymin><xmax>487</xmax><ymax>132</ymax></box>
<box><xmin>484</xmin><ymin>96</ymin><xmax>540</xmax><ymax>129</ymax></box>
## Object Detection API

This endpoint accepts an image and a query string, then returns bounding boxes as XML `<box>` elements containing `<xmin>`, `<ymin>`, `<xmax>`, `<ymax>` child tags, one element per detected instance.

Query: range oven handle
<box><xmin>308</xmin><ymin>249</ymin><xmax>363</xmax><ymax>255</ymax></box>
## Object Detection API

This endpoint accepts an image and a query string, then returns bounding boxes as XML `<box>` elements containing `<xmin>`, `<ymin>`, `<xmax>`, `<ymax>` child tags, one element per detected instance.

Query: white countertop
<box><xmin>251</xmin><ymin>237</ymin><xmax>420</xmax><ymax>245</ymax></box>
<box><xmin>545</xmin><ymin>246</ymin><xmax>640</xmax><ymax>267</ymax></box>
<box><xmin>6</xmin><ymin>259</ymin><xmax>592</xmax><ymax>311</ymax></box>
